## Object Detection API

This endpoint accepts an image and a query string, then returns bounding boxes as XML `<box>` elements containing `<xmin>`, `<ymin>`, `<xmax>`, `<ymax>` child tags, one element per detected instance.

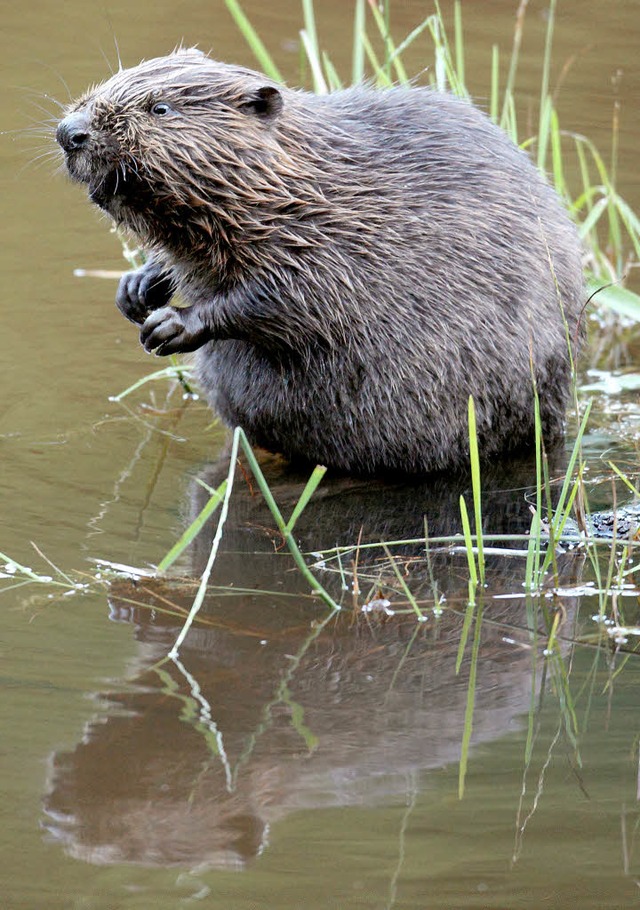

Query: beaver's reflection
<box><xmin>43</xmin><ymin>454</ymin><xmax>579</xmax><ymax>869</ymax></box>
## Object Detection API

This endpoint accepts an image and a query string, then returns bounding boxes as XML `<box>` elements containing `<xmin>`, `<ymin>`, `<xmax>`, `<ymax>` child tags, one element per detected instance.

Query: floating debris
<box><xmin>361</xmin><ymin>598</ymin><xmax>395</xmax><ymax>616</ymax></box>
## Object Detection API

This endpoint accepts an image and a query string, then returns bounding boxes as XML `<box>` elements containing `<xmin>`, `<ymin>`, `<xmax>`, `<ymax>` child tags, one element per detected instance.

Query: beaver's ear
<box><xmin>239</xmin><ymin>86</ymin><xmax>283</xmax><ymax>121</ymax></box>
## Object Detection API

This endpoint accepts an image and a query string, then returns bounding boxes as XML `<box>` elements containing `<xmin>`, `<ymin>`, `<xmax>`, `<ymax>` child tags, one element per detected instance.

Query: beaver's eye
<box><xmin>151</xmin><ymin>101</ymin><xmax>173</xmax><ymax>116</ymax></box>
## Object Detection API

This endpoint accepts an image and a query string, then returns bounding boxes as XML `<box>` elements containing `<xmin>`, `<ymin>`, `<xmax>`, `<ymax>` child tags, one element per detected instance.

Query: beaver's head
<box><xmin>56</xmin><ymin>49</ymin><xmax>290</xmax><ymax>253</ymax></box>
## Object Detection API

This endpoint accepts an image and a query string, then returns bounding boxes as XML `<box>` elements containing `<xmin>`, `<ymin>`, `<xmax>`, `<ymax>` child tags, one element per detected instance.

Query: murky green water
<box><xmin>2</xmin><ymin>1</ymin><xmax>640</xmax><ymax>907</ymax></box>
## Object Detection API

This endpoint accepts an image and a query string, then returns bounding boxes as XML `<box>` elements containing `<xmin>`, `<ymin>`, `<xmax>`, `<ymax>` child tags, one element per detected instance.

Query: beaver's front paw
<box><xmin>140</xmin><ymin>306</ymin><xmax>212</xmax><ymax>356</ymax></box>
<box><xmin>116</xmin><ymin>262</ymin><xmax>174</xmax><ymax>325</ymax></box>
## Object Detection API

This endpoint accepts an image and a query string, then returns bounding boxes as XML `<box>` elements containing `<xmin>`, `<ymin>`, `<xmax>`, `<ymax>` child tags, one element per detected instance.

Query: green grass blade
<box><xmin>456</xmin><ymin>597</ymin><xmax>475</xmax><ymax>675</ymax></box>
<box><xmin>154</xmin><ymin>665</ymin><xmax>223</xmax><ymax>757</ymax></box>
<box><xmin>523</xmin><ymin>599</ymin><xmax>539</xmax><ymax>763</ymax></box>
<box><xmin>362</xmin><ymin>33</ymin><xmax>393</xmax><ymax>87</ymax></box>
<box><xmin>157</xmin><ymin>478</ymin><xmax>228</xmax><ymax>573</ymax></box>
<box><xmin>368</xmin><ymin>1</ymin><xmax>409</xmax><ymax>83</ymax></box>
<box><xmin>610</xmin><ymin>194</ymin><xmax>640</xmax><ymax>259</ymax></box>
<box><xmin>550</xmin><ymin>107</ymin><xmax>567</xmax><ymax>198</ymax></box>
<box><xmin>281</xmin><ymin>685</ymin><xmax>319</xmax><ymax>752</ymax></box>
<box><xmin>300</xmin><ymin>0</ymin><xmax>329</xmax><ymax>93</ymax></box>
<box><xmin>459</xmin><ymin>496</ymin><xmax>478</xmax><ymax>588</ymax></box>
<box><xmin>468</xmin><ymin>396</ymin><xmax>485</xmax><ymax>586</ymax></box>
<box><xmin>537</xmin><ymin>94</ymin><xmax>552</xmax><ymax>173</ymax></box>
<box><xmin>322</xmin><ymin>52</ymin><xmax>343</xmax><ymax>91</ymax></box>
<box><xmin>524</xmin><ymin>368</ymin><xmax>543</xmax><ymax>591</ymax></box>
<box><xmin>224</xmin><ymin>0</ymin><xmax>284</xmax><ymax>82</ymax></box>
<box><xmin>453</xmin><ymin>1</ymin><xmax>465</xmax><ymax>86</ymax></box>
<box><xmin>537</xmin><ymin>0</ymin><xmax>556</xmax><ymax>170</ymax></box>
<box><xmin>382</xmin><ymin>0</ymin><xmax>393</xmax><ymax>81</ymax></box>
<box><xmin>547</xmin><ymin>651</ymin><xmax>581</xmax><ymax>757</ymax></box>
<box><xmin>0</xmin><ymin>552</ymin><xmax>55</xmax><ymax>583</ymax></box>
<box><xmin>524</xmin><ymin>507</ymin><xmax>540</xmax><ymax>593</ymax></box>
<box><xmin>111</xmin><ymin>365</ymin><xmax>194</xmax><ymax>402</ymax></box>
<box><xmin>385</xmin><ymin>17</ymin><xmax>434</xmax><ymax>71</ymax></box>
<box><xmin>382</xmin><ymin>544</ymin><xmax>426</xmax><ymax>621</ymax></box>
<box><xmin>428</xmin><ymin>4</ymin><xmax>467</xmax><ymax>96</ymax></box>
<box><xmin>530</xmin><ymin>390</ymin><xmax>543</xmax><ymax>589</ymax></box>
<box><xmin>574</xmin><ymin>137</ymin><xmax>594</xmax><ymax>214</ymax></box>
<box><xmin>490</xmin><ymin>44</ymin><xmax>499</xmax><ymax>122</ymax></box>
<box><xmin>577</xmin><ymin>197</ymin><xmax>609</xmax><ymax>239</ymax></box>
<box><xmin>535</xmin><ymin>399</ymin><xmax>591</xmax><ymax>582</ymax></box>
<box><xmin>351</xmin><ymin>0</ymin><xmax>366</xmax><ymax>85</ymax></box>
<box><xmin>300</xmin><ymin>29</ymin><xmax>328</xmax><ymax>94</ymax></box>
<box><xmin>500</xmin><ymin>0</ymin><xmax>528</xmax><ymax>129</ymax></box>
<box><xmin>609</xmin><ymin>461</ymin><xmax>640</xmax><ymax>497</ymax></box>
<box><xmin>237</xmin><ymin>429</ymin><xmax>341</xmax><ymax>610</ymax></box>
<box><xmin>433</xmin><ymin>44</ymin><xmax>447</xmax><ymax>92</ymax></box>
<box><xmin>549</xmin><ymin>399</ymin><xmax>592</xmax><ymax>524</ymax></box>
<box><xmin>586</xmin><ymin>280</ymin><xmax>640</xmax><ymax>320</ymax></box>
<box><xmin>539</xmin><ymin>0</ymin><xmax>555</xmax><ymax>104</ymax></box>
<box><xmin>607</xmin><ymin>195</ymin><xmax>623</xmax><ymax>271</ymax></box>
<box><xmin>285</xmin><ymin>465</ymin><xmax>327</xmax><ymax>533</ymax></box>
<box><xmin>301</xmin><ymin>0</ymin><xmax>320</xmax><ymax>59</ymax></box>
<box><xmin>459</xmin><ymin>602</ymin><xmax>483</xmax><ymax>798</ymax></box>
<box><xmin>503</xmin><ymin>93</ymin><xmax>518</xmax><ymax>144</ymax></box>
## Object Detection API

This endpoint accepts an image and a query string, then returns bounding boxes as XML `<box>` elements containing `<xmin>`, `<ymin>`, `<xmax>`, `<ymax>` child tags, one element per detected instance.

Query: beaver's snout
<box><xmin>56</xmin><ymin>112</ymin><xmax>91</xmax><ymax>153</ymax></box>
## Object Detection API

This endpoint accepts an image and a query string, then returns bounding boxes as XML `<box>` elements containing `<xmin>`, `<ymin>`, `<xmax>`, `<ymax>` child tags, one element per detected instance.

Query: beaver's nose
<box><xmin>56</xmin><ymin>112</ymin><xmax>91</xmax><ymax>152</ymax></box>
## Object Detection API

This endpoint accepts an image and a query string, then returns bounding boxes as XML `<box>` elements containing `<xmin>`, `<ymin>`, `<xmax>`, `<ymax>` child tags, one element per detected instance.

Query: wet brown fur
<box><xmin>56</xmin><ymin>49</ymin><xmax>585</xmax><ymax>475</ymax></box>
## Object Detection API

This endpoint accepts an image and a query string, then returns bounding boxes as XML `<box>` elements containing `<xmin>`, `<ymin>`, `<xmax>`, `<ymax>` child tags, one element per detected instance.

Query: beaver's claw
<box><xmin>116</xmin><ymin>262</ymin><xmax>174</xmax><ymax>325</ymax></box>
<box><xmin>140</xmin><ymin>306</ymin><xmax>212</xmax><ymax>355</ymax></box>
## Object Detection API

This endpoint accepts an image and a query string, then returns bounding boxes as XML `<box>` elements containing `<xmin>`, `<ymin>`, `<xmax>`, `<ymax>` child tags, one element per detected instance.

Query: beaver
<box><xmin>55</xmin><ymin>48</ymin><xmax>584</xmax><ymax>475</ymax></box>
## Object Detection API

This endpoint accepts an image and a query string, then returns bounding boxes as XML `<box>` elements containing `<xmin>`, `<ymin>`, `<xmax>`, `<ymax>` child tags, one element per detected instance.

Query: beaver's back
<box><xmin>195</xmin><ymin>86</ymin><xmax>583</xmax><ymax>474</ymax></box>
